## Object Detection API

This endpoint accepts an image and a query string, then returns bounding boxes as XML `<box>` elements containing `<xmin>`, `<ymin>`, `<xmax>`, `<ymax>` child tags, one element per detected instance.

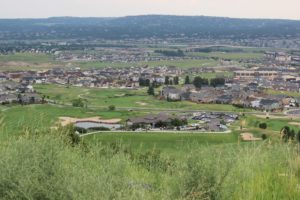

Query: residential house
<box><xmin>161</xmin><ymin>86</ymin><xmax>182</xmax><ymax>101</ymax></box>
<box><xmin>127</xmin><ymin>113</ymin><xmax>175</xmax><ymax>128</ymax></box>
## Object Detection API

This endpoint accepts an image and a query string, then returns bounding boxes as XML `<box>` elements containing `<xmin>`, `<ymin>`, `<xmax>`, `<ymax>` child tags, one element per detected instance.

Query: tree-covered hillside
<box><xmin>0</xmin><ymin>15</ymin><xmax>300</xmax><ymax>40</ymax></box>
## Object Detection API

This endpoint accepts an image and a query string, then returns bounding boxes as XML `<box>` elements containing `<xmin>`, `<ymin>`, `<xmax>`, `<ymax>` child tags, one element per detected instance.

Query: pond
<box><xmin>75</xmin><ymin>122</ymin><xmax>121</xmax><ymax>130</ymax></box>
<box><xmin>286</xmin><ymin>109</ymin><xmax>300</xmax><ymax>116</ymax></box>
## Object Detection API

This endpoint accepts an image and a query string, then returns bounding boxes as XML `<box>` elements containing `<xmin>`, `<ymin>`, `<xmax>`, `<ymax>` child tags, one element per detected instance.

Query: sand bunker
<box><xmin>59</xmin><ymin>116</ymin><xmax>121</xmax><ymax>126</ymax></box>
<box><xmin>253</xmin><ymin>114</ymin><xmax>289</xmax><ymax>119</ymax></box>
<box><xmin>136</xmin><ymin>101</ymin><xmax>148</xmax><ymax>106</ymax></box>
<box><xmin>240</xmin><ymin>133</ymin><xmax>262</xmax><ymax>141</ymax></box>
<box><xmin>289</xmin><ymin>122</ymin><xmax>300</xmax><ymax>126</ymax></box>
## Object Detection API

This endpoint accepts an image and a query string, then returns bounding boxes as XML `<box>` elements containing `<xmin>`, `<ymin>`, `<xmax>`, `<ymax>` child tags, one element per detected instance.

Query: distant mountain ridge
<box><xmin>0</xmin><ymin>15</ymin><xmax>300</xmax><ymax>40</ymax></box>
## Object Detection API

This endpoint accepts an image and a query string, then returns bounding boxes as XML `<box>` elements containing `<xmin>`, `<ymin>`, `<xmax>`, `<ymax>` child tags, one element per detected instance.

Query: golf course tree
<box><xmin>261</xmin><ymin>134</ymin><xmax>268</xmax><ymax>140</ymax></box>
<box><xmin>184</xmin><ymin>75</ymin><xmax>190</xmax><ymax>84</ymax></box>
<box><xmin>173</xmin><ymin>76</ymin><xmax>179</xmax><ymax>85</ymax></box>
<box><xmin>297</xmin><ymin>130</ymin><xmax>300</xmax><ymax>143</ymax></box>
<box><xmin>259</xmin><ymin>123</ymin><xmax>267</xmax><ymax>129</ymax></box>
<box><xmin>171</xmin><ymin>118</ymin><xmax>188</xmax><ymax>127</ymax></box>
<box><xmin>147</xmin><ymin>84</ymin><xmax>155</xmax><ymax>96</ymax></box>
<box><xmin>193</xmin><ymin>76</ymin><xmax>209</xmax><ymax>89</ymax></box>
<box><xmin>280</xmin><ymin>126</ymin><xmax>296</xmax><ymax>142</ymax></box>
<box><xmin>108</xmin><ymin>105</ymin><xmax>116</xmax><ymax>111</ymax></box>
<box><xmin>42</xmin><ymin>95</ymin><xmax>47</xmax><ymax>104</ymax></box>
<box><xmin>72</xmin><ymin>98</ymin><xmax>84</xmax><ymax>107</ymax></box>
<box><xmin>152</xmin><ymin>80</ymin><xmax>159</xmax><ymax>88</ymax></box>
<box><xmin>82</xmin><ymin>98</ymin><xmax>89</xmax><ymax>109</ymax></box>
<box><xmin>139</xmin><ymin>78</ymin><xmax>150</xmax><ymax>87</ymax></box>
<box><xmin>210</xmin><ymin>78</ymin><xmax>225</xmax><ymax>88</ymax></box>
<box><xmin>165</xmin><ymin>76</ymin><xmax>170</xmax><ymax>85</ymax></box>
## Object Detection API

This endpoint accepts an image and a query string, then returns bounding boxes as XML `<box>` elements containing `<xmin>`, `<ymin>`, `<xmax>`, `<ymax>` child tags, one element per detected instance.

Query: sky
<box><xmin>1</xmin><ymin>0</ymin><xmax>300</xmax><ymax>20</ymax></box>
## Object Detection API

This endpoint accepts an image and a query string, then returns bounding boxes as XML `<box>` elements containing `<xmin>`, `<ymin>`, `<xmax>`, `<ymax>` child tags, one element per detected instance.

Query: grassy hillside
<box><xmin>0</xmin><ymin>104</ymin><xmax>146</xmax><ymax>138</ymax></box>
<box><xmin>0</xmin><ymin>129</ymin><xmax>300</xmax><ymax>199</ymax></box>
<box><xmin>84</xmin><ymin>132</ymin><xmax>238</xmax><ymax>156</ymax></box>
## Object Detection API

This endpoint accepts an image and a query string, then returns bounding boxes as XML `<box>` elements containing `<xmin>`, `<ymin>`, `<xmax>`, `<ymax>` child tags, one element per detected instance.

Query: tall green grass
<box><xmin>0</xmin><ymin>129</ymin><xmax>300</xmax><ymax>199</ymax></box>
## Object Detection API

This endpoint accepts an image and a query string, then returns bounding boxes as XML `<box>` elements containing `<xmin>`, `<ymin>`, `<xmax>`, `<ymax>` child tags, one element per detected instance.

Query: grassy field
<box><xmin>0</xmin><ymin>51</ymin><xmax>255</xmax><ymax>71</ymax></box>
<box><xmin>34</xmin><ymin>84</ymin><xmax>251</xmax><ymax>112</ymax></box>
<box><xmin>266</xmin><ymin>89</ymin><xmax>300</xmax><ymax>97</ymax></box>
<box><xmin>0</xmin><ymin>50</ymin><xmax>262</xmax><ymax>71</ymax></box>
<box><xmin>0</xmin><ymin>53</ymin><xmax>60</xmax><ymax>71</ymax></box>
<box><xmin>0</xmin><ymin>53</ymin><xmax>53</xmax><ymax>63</ymax></box>
<box><xmin>236</xmin><ymin>114</ymin><xmax>300</xmax><ymax>140</ymax></box>
<box><xmin>76</xmin><ymin>58</ymin><xmax>219</xmax><ymax>69</ymax></box>
<box><xmin>84</xmin><ymin>132</ymin><xmax>238</xmax><ymax>155</ymax></box>
<box><xmin>1</xmin><ymin>130</ymin><xmax>299</xmax><ymax>199</ymax></box>
<box><xmin>0</xmin><ymin>104</ymin><xmax>146</xmax><ymax>138</ymax></box>
<box><xmin>186</xmin><ymin>51</ymin><xmax>265</xmax><ymax>60</ymax></box>
<box><xmin>0</xmin><ymin>52</ymin><xmax>218</xmax><ymax>71</ymax></box>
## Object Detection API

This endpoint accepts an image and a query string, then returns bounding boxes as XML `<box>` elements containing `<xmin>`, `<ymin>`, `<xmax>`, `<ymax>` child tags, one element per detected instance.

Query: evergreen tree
<box><xmin>164</xmin><ymin>76</ymin><xmax>170</xmax><ymax>85</ymax></box>
<box><xmin>193</xmin><ymin>76</ymin><xmax>204</xmax><ymax>89</ymax></box>
<box><xmin>185</xmin><ymin>75</ymin><xmax>190</xmax><ymax>84</ymax></box>
<box><xmin>297</xmin><ymin>130</ymin><xmax>300</xmax><ymax>143</ymax></box>
<box><xmin>139</xmin><ymin>78</ymin><xmax>151</xmax><ymax>87</ymax></box>
<box><xmin>210</xmin><ymin>78</ymin><xmax>225</xmax><ymax>87</ymax></box>
<box><xmin>147</xmin><ymin>85</ymin><xmax>155</xmax><ymax>96</ymax></box>
<box><xmin>174</xmin><ymin>76</ymin><xmax>179</xmax><ymax>85</ymax></box>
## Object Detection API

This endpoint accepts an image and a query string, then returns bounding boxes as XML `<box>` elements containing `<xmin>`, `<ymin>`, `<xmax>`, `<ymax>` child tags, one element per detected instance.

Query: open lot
<box><xmin>0</xmin><ymin>53</ymin><xmax>60</xmax><ymax>71</ymax></box>
<box><xmin>76</xmin><ymin>58</ymin><xmax>219</xmax><ymax>69</ymax></box>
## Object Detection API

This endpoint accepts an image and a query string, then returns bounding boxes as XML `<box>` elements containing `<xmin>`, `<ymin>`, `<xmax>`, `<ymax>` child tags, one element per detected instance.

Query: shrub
<box><xmin>259</xmin><ymin>123</ymin><xmax>267</xmax><ymax>129</ymax></box>
<box><xmin>297</xmin><ymin>131</ymin><xmax>300</xmax><ymax>143</ymax></box>
<box><xmin>261</xmin><ymin>134</ymin><xmax>267</xmax><ymax>140</ymax></box>
<box><xmin>72</xmin><ymin>98</ymin><xmax>84</xmax><ymax>107</ymax></box>
<box><xmin>89</xmin><ymin>126</ymin><xmax>110</xmax><ymax>131</ymax></box>
<box><xmin>171</xmin><ymin>118</ymin><xmax>187</xmax><ymax>127</ymax></box>
<box><xmin>74</xmin><ymin>126</ymin><xmax>87</xmax><ymax>134</ymax></box>
<box><xmin>108</xmin><ymin>105</ymin><xmax>116</xmax><ymax>111</ymax></box>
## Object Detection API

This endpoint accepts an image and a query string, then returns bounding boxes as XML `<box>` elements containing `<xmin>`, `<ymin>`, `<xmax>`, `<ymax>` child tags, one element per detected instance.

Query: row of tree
<box><xmin>280</xmin><ymin>126</ymin><xmax>300</xmax><ymax>143</ymax></box>
<box><xmin>184</xmin><ymin>75</ymin><xmax>226</xmax><ymax>89</ymax></box>
<box><xmin>164</xmin><ymin>76</ymin><xmax>179</xmax><ymax>85</ymax></box>
<box><xmin>141</xmin><ymin>75</ymin><xmax>225</xmax><ymax>89</ymax></box>
<box><xmin>139</xmin><ymin>76</ymin><xmax>180</xmax><ymax>87</ymax></box>
<box><xmin>154</xmin><ymin>49</ymin><xmax>185</xmax><ymax>57</ymax></box>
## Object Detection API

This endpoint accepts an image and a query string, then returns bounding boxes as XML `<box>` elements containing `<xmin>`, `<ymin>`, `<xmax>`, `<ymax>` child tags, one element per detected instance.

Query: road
<box><xmin>79</xmin><ymin>130</ymin><xmax>232</xmax><ymax>137</ymax></box>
